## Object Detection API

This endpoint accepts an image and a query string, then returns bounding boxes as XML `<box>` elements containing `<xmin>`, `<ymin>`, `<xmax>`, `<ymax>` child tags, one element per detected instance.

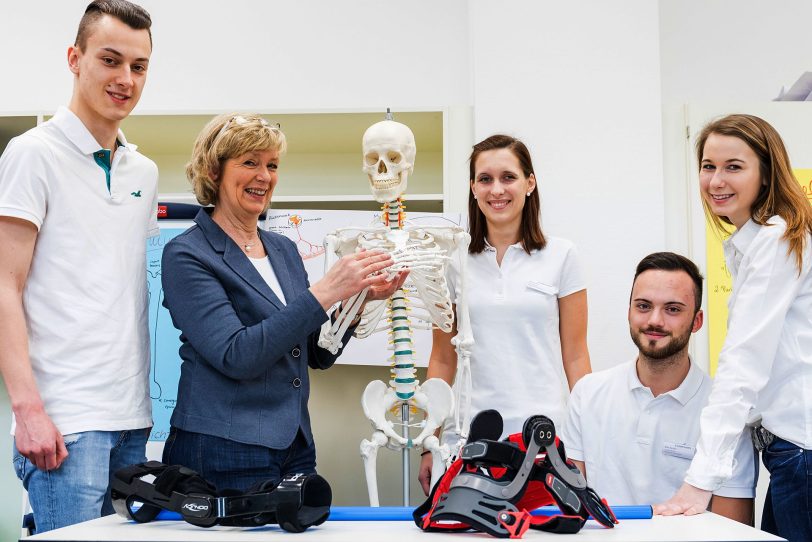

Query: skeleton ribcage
<box><xmin>354</xmin><ymin>230</ymin><xmax>454</xmax><ymax>338</ymax></box>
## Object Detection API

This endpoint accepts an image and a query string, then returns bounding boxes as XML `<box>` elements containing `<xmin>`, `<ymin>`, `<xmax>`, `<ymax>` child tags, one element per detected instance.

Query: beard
<box><xmin>630</xmin><ymin>325</ymin><xmax>692</xmax><ymax>361</ymax></box>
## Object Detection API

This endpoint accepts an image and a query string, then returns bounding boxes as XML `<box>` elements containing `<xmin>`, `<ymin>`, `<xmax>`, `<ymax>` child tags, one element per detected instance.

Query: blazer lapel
<box><xmin>262</xmin><ymin>234</ymin><xmax>296</xmax><ymax>303</ymax></box>
<box><xmin>223</xmin><ymin>242</ymin><xmax>285</xmax><ymax>310</ymax></box>
<box><xmin>194</xmin><ymin>208</ymin><xmax>287</xmax><ymax>310</ymax></box>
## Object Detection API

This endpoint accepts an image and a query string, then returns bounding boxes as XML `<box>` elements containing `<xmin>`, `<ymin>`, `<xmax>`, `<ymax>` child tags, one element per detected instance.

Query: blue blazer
<box><xmin>161</xmin><ymin>209</ymin><xmax>352</xmax><ymax>449</ymax></box>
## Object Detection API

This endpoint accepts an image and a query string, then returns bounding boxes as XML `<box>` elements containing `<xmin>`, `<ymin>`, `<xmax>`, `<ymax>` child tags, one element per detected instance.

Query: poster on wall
<box><xmin>146</xmin><ymin>224</ymin><xmax>190</xmax><ymax>442</ymax></box>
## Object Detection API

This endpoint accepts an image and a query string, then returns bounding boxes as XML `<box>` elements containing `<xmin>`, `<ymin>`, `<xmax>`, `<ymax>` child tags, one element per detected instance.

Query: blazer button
<box><xmin>292</xmin><ymin>377</ymin><xmax>302</xmax><ymax>388</ymax></box>
<box><xmin>291</xmin><ymin>347</ymin><xmax>301</xmax><ymax>358</ymax></box>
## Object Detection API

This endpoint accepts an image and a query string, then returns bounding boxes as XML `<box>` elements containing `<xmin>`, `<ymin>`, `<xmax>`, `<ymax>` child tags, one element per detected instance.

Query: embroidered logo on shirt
<box><xmin>131</xmin><ymin>190</ymin><xmax>142</xmax><ymax>197</ymax></box>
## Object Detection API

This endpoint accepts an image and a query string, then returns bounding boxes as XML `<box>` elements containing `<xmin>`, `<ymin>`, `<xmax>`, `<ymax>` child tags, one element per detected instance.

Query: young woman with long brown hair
<box><xmin>417</xmin><ymin>134</ymin><xmax>591</xmax><ymax>494</ymax></box>
<box><xmin>656</xmin><ymin>114</ymin><xmax>812</xmax><ymax>542</ymax></box>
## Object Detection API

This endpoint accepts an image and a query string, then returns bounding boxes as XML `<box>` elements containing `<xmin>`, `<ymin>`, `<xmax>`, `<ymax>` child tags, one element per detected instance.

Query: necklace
<box><xmin>241</xmin><ymin>232</ymin><xmax>259</xmax><ymax>252</ymax></box>
<box><xmin>211</xmin><ymin>213</ymin><xmax>259</xmax><ymax>253</ymax></box>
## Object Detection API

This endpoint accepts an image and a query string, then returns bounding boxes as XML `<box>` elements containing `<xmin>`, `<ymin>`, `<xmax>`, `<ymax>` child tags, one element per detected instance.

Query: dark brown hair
<box><xmin>467</xmin><ymin>134</ymin><xmax>546</xmax><ymax>254</ymax></box>
<box><xmin>633</xmin><ymin>252</ymin><xmax>704</xmax><ymax>314</ymax></box>
<box><xmin>696</xmin><ymin>114</ymin><xmax>812</xmax><ymax>272</ymax></box>
<box><xmin>75</xmin><ymin>0</ymin><xmax>152</xmax><ymax>51</ymax></box>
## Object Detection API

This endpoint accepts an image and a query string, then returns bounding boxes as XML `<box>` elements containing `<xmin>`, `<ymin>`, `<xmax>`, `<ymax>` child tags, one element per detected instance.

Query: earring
<box><xmin>526</xmin><ymin>191</ymin><xmax>532</xmax><ymax>197</ymax></box>
<box><xmin>473</xmin><ymin>194</ymin><xmax>478</xmax><ymax>200</ymax></box>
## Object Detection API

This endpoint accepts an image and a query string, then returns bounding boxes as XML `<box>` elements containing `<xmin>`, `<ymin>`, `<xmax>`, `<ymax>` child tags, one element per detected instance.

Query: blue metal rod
<box><xmin>154</xmin><ymin>504</ymin><xmax>651</xmax><ymax>522</ymax></box>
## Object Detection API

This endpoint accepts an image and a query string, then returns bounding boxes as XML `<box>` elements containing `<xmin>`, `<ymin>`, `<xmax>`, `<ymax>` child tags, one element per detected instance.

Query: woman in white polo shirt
<box><xmin>655</xmin><ymin>114</ymin><xmax>812</xmax><ymax>542</ymax></box>
<box><xmin>418</xmin><ymin>134</ymin><xmax>591</xmax><ymax>494</ymax></box>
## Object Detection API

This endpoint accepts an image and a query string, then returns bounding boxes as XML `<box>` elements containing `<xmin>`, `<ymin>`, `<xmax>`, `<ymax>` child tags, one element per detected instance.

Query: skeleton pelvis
<box><xmin>361</xmin><ymin>378</ymin><xmax>454</xmax><ymax>448</ymax></box>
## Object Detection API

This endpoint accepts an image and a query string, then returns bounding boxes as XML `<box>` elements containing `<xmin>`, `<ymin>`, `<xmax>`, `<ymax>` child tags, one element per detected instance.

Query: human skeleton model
<box><xmin>318</xmin><ymin>117</ymin><xmax>473</xmax><ymax>506</ymax></box>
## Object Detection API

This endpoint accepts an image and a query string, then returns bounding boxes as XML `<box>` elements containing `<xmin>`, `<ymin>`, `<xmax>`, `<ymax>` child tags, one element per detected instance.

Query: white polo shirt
<box><xmin>561</xmin><ymin>360</ymin><xmax>755</xmax><ymax>505</ymax></box>
<box><xmin>443</xmin><ymin>236</ymin><xmax>585</xmax><ymax>446</ymax></box>
<box><xmin>0</xmin><ymin>106</ymin><xmax>158</xmax><ymax>435</ymax></box>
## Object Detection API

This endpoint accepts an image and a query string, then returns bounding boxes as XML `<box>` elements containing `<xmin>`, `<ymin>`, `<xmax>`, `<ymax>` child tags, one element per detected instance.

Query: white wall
<box><xmin>659</xmin><ymin>0</ymin><xmax>812</xmax><ymax>255</ymax></box>
<box><xmin>1</xmin><ymin>0</ymin><xmax>472</xmax><ymax>113</ymax></box>
<box><xmin>659</xmin><ymin>0</ymin><xmax>811</xmax><ymax>105</ymax></box>
<box><xmin>470</xmin><ymin>0</ymin><xmax>665</xmax><ymax>371</ymax></box>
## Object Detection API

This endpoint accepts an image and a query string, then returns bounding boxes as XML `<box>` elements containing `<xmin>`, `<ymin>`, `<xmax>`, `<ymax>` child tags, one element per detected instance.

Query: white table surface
<box><xmin>26</xmin><ymin>513</ymin><xmax>785</xmax><ymax>542</ymax></box>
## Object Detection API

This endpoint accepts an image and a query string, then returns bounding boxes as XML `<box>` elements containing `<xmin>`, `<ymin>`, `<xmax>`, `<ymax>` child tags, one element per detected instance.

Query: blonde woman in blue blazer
<box><xmin>160</xmin><ymin>114</ymin><xmax>407</xmax><ymax>491</ymax></box>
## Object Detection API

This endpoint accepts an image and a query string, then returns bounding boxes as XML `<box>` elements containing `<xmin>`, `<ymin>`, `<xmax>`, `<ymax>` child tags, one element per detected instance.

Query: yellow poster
<box><xmin>706</xmin><ymin>168</ymin><xmax>812</xmax><ymax>375</ymax></box>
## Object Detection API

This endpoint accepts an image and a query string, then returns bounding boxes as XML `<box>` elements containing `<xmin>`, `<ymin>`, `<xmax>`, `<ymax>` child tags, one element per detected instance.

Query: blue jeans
<box><xmin>761</xmin><ymin>437</ymin><xmax>812</xmax><ymax>542</ymax></box>
<box><xmin>162</xmin><ymin>427</ymin><xmax>316</xmax><ymax>492</ymax></box>
<box><xmin>13</xmin><ymin>428</ymin><xmax>149</xmax><ymax>534</ymax></box>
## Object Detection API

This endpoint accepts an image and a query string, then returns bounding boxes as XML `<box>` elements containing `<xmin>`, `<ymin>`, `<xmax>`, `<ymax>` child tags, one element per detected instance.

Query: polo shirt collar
<box><xmin>483</xmin><ymin>237</ymin><xmax>523</xmax><ymax>253</ymax></box>
<box><xmin>627</xmin><ymin>356</ymin><xmax>704</xmax><ymax>406</ymax></box>
<box><xmin>51</xmin><ymin>106</ymin><xmax>135</xmax><ymax>155</ymax></box>
<box><xmin>627</xmin><ymin>358</ymin><xmax>646</xmax><ymax>391</ymax></box>
<box><xmin>667</xmin><ymin>359</ymin><xmax>704</xmax><ymax>405</ymax></box>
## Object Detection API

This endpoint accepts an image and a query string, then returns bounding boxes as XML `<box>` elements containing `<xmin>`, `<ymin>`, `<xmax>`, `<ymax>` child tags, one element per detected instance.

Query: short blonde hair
<box><xmin>186</xmin><ymin>113</ymin><xmax>287</xmax><ymax>206</ymax></box>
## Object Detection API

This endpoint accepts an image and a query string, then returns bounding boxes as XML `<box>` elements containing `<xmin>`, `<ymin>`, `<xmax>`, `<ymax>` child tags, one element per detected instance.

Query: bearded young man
<box><xmin>560</xmin><ymin>252</ymin><xmax>755</xmax><ymax>524</ymax></box>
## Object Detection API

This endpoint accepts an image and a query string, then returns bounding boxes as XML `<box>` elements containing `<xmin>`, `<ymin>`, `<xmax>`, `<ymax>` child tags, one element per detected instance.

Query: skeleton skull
<box><xmin>362</xmin><ymin>120</ymin><xmax>416</xmax><ymax>203</ymax></box>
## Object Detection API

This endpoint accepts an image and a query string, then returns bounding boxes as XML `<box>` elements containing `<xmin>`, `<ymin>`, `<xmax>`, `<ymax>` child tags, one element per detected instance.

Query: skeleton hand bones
<box><xmin>309</xmin><ymin>249</ymin><xmax>404</xmax><ymax>312</ymax></box>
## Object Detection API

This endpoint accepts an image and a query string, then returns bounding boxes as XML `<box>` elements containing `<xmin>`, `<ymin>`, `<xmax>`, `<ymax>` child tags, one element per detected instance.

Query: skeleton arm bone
<box><xmin>352</xmin><ymin>299</ymin><xmax>388</xmax><ymax>338</ymax></box>
<box><xmin>326</xmin><ymin>288</ymin><xmax>370</xmax><ymax>352</ymax></box>
<box><xmin>317</xmin><ymin>233</ymin><xmax>346</xmax><ymax>353</ymax></box>
<box><xmin>317</xmin><ymin>232</ymin><xmax>369</xmax><ymax>353</ymax></box>
<box><xmin>449</xmin><ymin>231</ymin><xmax>473</xmax><ymax>443</ymax></box>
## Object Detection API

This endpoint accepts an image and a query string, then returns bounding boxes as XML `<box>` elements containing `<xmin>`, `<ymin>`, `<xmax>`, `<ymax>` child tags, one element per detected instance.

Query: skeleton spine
<box><xmin>385</xmin><ymin>199</ymin><xmax>416</xmax><ymax>400</ymax></box>
<box><xmin>384</xmin><ymin>198</ymin><xmax>405</xmax><ymax>229</ymax></box>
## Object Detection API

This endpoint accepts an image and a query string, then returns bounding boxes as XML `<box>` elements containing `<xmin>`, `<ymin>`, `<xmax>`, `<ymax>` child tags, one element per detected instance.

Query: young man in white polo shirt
<box><xmin>0</xmin><ymin>0</ymin><xmax>157</xmax><ymax>533</ymax></box>
<box><xmin>560</xmin><ymin>252</ymin><xmax>755</xmax><ymax>524</ymax></box>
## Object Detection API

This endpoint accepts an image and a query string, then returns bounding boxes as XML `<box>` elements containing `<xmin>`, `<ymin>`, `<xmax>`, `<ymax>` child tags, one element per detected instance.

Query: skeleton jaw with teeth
<box><xmin>362</xmin><ymin>120</ymin><xmax>416</xmax><ymax>203</ymax></box>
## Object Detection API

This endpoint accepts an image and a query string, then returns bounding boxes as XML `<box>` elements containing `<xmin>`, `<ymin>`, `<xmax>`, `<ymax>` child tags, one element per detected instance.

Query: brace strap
<box><xmin>498</xmin><ymin>509</ymin><xmax>586</xmax><ymax>538</ymax></box>
<box><xmin>111</xmin><ymin>462</ymin><xmax>331</xmax><ymax>532</ymax></box>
